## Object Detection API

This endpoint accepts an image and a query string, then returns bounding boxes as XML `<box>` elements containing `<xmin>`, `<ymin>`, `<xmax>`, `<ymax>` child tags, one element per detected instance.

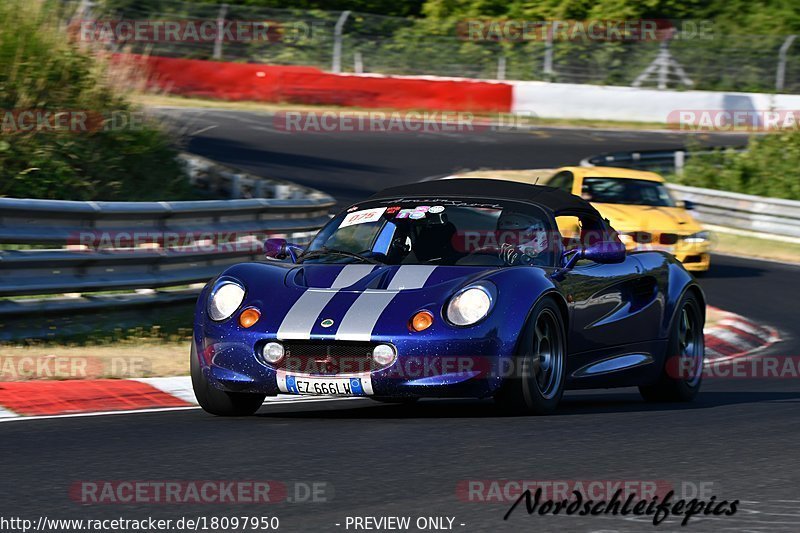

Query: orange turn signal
<box><xmin>239</xmin><ymin>308</ymin><xmax>261</xmax><ymax>328</ymax></box>
<box><xmin>410</xmin><ymin>310</ymin><xmax>434</xmax><ymax>332</ymax></box>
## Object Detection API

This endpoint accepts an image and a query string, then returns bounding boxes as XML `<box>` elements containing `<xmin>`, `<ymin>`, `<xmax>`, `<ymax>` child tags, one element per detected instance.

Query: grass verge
<box><xmin>713</xmin><ymin>232</ymin><xmax>800</xmax><ymax>265</ymax></box>
<box><xmin>0</xmin><ymin>339</ymin><xmax>188</xmax><ymax>381</ymax></box>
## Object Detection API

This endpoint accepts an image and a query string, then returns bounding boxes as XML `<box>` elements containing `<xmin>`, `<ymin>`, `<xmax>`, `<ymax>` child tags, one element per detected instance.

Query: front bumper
<box><xmin>625</xmin><ymin>240</ymin><xmax>711</xmax><ymax>272</ymax></box>
<box><xmin>196</xmin><ymin>335</ymin><xmax>513</xmax><ymax>399</ymax></box>
<box><xmin>674</xmin><ymin>251</ymin><xmax>711</xmax><ymax>272</ymax></box>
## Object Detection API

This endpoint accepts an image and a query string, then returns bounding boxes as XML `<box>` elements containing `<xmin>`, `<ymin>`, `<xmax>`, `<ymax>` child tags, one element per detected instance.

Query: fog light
<box><xmin>262</xmin><ymin>342</ymin><xmax>285</xmax><ymax>364</ymax></box>
<box><xmin>410</xmin><ymin>310</ymin><xmax>434</xmax><ymax>332</ymax></box>
<box><xmin>372</xmin><ymin>344</ymin><xmax>397</xmax><ymax>366</ymax></box>
<box><xmin>239</xmin><ymin>308</ymin><xmax>261</xmax><ymax>328</ymax></box>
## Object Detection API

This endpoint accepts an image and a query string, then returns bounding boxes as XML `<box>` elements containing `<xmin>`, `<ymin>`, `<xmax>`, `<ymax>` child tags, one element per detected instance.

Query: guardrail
<box><xmin>666</xmin><ymin>184</ymin><xmax>800</xmax><ymax>239</ymax></box>
<box><xmin>580</xmin><ymin>147</ymin><xmax>746</xmax><ymax>175</ymax></box>
<box><xmin>0</xmin><ymin>192</ymin><xmax>335</xmax><ymax>340</ymax></box>
<box><xmin>179</xmin><ymin>153</ymin><xmax>329</xmax><ymax>201</ymax></box>
<box><xmin>581</xmin><ymin>148</ymin><xmax>800</xmax><ymax>240</ymax></box>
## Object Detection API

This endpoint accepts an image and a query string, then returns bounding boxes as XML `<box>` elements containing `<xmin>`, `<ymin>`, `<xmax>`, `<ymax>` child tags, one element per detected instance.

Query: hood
<box><xmin>286</xmin><ymin>264</ymin><xmax>497</xmax><ymax>293</ymax></box>
<box><xmin>593</xmin><ymin>203</ymin><xmax>701</xmax><ymax>234</ymax></box>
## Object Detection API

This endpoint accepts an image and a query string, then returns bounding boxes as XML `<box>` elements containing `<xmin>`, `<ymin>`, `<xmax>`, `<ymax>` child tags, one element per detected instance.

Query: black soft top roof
<box><xmin>368</xmin><ymin>178</ymin><xmax>600</xmax><ymax>216</ymax></box>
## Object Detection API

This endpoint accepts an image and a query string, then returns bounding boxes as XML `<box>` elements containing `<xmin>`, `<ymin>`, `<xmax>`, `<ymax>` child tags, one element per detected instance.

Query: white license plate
<box><xmin>277</xmin><ymin>372</ymin><xmax>373</xmax><ymax>396</ymax></box>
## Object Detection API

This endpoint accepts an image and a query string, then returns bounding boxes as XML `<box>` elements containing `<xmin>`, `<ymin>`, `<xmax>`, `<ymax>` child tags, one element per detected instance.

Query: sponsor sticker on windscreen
<box><xmin>338</xmin><ymin>207</ymin><xmax>387</xmax><ymax>229</ymax></box>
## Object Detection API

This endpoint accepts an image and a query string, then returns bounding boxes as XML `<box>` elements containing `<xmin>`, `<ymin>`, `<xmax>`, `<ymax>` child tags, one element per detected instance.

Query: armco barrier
<box><xmin>137</xmin><ymin>55</ymin><xmax>512</xmax><ymax>113</ymax></box>
<box><xmin>666</xmin><ymin>184</ymin><xmax>800</xmax><ymax>239</ymax></box>
<box><xmin>580</xmin><ymin>147</ymin><xmax>747</xmax><ymax>175</ymax></box>
<box><xmin>0</xmin><ymin>194</ymin><xmax>334</xmax><ymax>339</ymax></box>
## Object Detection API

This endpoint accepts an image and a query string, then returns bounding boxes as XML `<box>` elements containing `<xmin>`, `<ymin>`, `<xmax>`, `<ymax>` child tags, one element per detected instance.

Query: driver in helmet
<box><xmin>496</xmin><ymin>211</ymin><xmax>550</xmax><ymax>266</ymax></box>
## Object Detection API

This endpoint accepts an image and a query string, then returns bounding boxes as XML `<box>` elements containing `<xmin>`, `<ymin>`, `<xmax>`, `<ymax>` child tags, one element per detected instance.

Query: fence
<box><xmin>63</xmin><ymin>0</ymin><xmax>800</xmax><ymax>94</ymax></box>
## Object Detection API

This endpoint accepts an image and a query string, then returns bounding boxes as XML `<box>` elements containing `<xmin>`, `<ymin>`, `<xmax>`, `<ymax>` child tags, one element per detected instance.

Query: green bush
<box><xmin>677</xmin><ymin>131</ymin><xmax>800</xmax><ymax>200</ymax></box>
<box><xmin>0</xmin><ymin>0</ymin><xmax>193</xmax><ymax>201</ymax></box>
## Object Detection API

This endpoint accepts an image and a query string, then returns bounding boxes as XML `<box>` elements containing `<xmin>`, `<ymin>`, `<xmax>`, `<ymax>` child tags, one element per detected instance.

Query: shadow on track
<box><xmin>701</xmin><ymin>257</ymin><xmax>768</xmax><ymax>279</ymax></box>
<box><xmin>252</xmin><ymin>390</ymin><xmax>800</xmax><ymax>420</ymax></box>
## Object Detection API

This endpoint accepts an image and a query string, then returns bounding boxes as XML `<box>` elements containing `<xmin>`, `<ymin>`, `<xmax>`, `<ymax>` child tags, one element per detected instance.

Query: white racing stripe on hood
<box><xmin>335</xmin><ymin>265</ymin><xmax>437</xmax><ymax>342</ymax></box>
<box><xmin>277</xmin><ymin>265</ymin><xmax>376</xmax><ymax>340</ymax></box>
<box><xmin>330</xmin><ymin>264</ymin><xmax>376</xmax><ymax>289</ymax></box>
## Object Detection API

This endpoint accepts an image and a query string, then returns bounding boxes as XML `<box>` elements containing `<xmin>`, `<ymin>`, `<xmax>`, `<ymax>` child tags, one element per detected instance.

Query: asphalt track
<box><xmin>2</xmin><ymin>110</ymin><xmax>798</xmax><ymax>532</ymax></box>
<box><xmin>164</xmin><ymin>108</ymin><xmax>747</xmax><ymax>207</ymax></box>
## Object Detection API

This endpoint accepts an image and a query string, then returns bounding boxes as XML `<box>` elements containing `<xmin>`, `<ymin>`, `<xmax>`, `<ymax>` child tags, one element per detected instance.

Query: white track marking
<box><xmin>0</xmin><ymin>406</ymin><xmax>201</xmax><ymax>423</ymax></box>
<box><xmin>0</xmin><ymin>396</ymin><xmax>367</xmax><ymax>423</ymax></box>
<box><xmin>0</xmin><ymin>406</ymin><xmax>20</xmax><ymax>419</ymax></box>
<box><xmin>134</xmin><ymin>376</ymin><xmax>197</xmax><ymax>405</ymax></box>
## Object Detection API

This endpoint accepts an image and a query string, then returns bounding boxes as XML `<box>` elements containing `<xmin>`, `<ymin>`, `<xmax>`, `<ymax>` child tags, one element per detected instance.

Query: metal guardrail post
<box><xmin>776</xmin><ymin>35</ymin><xmax>797</xmax><ymax>92</ymax></box>
<box><xmin>213</xmin><ymin>3</ymin><xmax>229</xmax><ymax>60</ymax></box>
<box><xmin>354</xmin><ymin>51</ymin><xmax>364</xmax><ymax>74</ymax></box>
<box><xmin>543</xmin><ymin>27</ymin><xmax>554</xmax><ymax>81</ymax></box>
<box><xmin>332</xmin><ymin>10</ymin><xmax>351</xmax><ymax>74</ymax></box>
<box><xmin>674</xmin><ymin>150</ymin><xmax>685</xmax><ymax>176</ymax></box>
<box><xmin>229</xmin><ymin>174</ymin><xmax>241</xmax><ymax>199</ymax></box>
<box><xmin>497</xmin><ymin>56</ymin><xmax>506</xmax><ymax>81</ymax></box>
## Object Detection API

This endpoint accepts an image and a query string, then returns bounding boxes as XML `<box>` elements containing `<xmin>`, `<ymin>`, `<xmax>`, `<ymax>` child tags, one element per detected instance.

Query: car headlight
<box><xmin>683</xmin><ymin>231</ymin><xmax>711</xmax><ymax>243</ymax></box>
<box><xmin>446</xmin><ymin>283</ymin><xmax>494</xmax><ymax>326</ymax></box>
<box><xmin>208</xmin><ymin>281</ymin><xmax>246</xmax><ymax>321</ymax></box>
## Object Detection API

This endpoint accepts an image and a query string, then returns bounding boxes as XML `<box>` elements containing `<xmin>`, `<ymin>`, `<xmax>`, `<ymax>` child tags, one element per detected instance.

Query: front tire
<box><xmin>639</xmin><ymin>292</ymin><xmax>705</xmax><ymax>402</ymax></box>
<box><xmin>495</xmin><ymin>298</ymin><xmax>566</xmax><ymax>415</ymax></box>
<box><xmin>191</xmin><ymin>343</ymin><xmax>266</xmax><ymax>416</ymax></box>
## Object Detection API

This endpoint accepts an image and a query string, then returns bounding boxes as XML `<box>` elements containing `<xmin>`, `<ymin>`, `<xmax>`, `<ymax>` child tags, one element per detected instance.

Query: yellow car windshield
<box><xmin>582</xmin><ymin>178</ymin><xmax>676</xmax><ymax>207</ymax></box>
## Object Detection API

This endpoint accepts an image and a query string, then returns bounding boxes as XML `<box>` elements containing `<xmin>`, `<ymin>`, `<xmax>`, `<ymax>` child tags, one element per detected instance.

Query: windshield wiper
<box><xmin>297</xmin><ymin>247</ymin><xmax>381</xmax><ymax>264</ymax></box>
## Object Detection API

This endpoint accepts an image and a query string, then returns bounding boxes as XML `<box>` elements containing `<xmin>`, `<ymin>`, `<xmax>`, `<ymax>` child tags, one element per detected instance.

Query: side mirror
<box><xmin>582</xmin><ymin>240</ymin><xmax>627</xmax><ymax>264</ymax></box>
<box><xmin>264</xmin><ymin>238</ymin><xmax>302</xmax><ymax>262</ymax></box>
<box><xmin>682</xmin><ymin>199</ymin><xmax>695</xmax><ymax>210</ymax></box>
<box><xmin>551</xmin><ymin>240</ymin><xmax>626</xmax><ymax>280</ymax></box>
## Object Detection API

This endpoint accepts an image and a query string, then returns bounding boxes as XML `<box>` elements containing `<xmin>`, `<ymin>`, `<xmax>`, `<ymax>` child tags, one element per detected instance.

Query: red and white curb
<box><xmin>0</xmin><ymin>306</ymin><xmax>781</xmax><ymax>420</ymax></box>
<box><xmin>704</xmin><ymin>306</ymin><xmax>781</xmax><ymax>364</ymax></box>
<box><xmin>0</xmin><ymin>377</ymin><xmax>362</xmax><ymax>421</ymax></box>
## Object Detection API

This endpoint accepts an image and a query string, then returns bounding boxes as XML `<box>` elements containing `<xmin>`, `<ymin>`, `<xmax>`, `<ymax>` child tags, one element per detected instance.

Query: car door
<box><xmin>556</xmin><ymin>211</ymin><xmax>661</xmax><ymax>355</ymax></box>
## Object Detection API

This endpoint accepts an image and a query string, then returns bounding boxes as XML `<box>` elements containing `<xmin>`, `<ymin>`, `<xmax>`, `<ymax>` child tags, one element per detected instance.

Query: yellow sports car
<box><xmin>546</xmin><ymin>167</ymin><xmax>711</xmax><ymax>272</ymax></box>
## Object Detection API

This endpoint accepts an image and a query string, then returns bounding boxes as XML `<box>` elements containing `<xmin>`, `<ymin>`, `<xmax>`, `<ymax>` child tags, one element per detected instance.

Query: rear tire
<box><xmin>495</xmin><ymin>298</ymin><xmax>566</xmax><ymax>415</ymax></box>
<box><xmin>639</xmin><ymin>292</ymin><xmax>704</xmax><ymax>402</ymax></box>
<box><xmin>191</xmin><ymin>343</ymin><xmax>266</xmax><ymax>416</ymax></box>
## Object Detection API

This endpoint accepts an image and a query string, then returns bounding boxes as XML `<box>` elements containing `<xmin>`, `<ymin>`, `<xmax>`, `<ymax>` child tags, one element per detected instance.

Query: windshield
<box><xmin>581</xmin><ymin>178</ymin><xmax>676</xmax><ymax>207</ymax></box>
<box><xmin>302</xmin><ymin>199</ymin><xmax>555</xmax><ymax>267</ymax></box>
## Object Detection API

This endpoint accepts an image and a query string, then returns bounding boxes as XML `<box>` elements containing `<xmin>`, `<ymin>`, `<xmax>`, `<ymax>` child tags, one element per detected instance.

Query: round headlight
<box><xmin>208</xmin><ymin>281</ymin><xmax>245</xmax><ymax>321</ymax></box>
<box><xmin>446</xmin><ymin>286</ymin><xmax>493</xmax><ymax>326</ymax></box>
<box><xmin>262</xmin><ymin>342</ymin><xmax>285</xmax><ymax>364</ymax></box>
<box><xmin>372</xmin><ymin>344</ymin><xmax>397</xmax><ymax>366</ymax></box>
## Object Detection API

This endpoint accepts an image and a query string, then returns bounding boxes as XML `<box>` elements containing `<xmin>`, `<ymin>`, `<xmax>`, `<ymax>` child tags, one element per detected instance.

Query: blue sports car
<box><xmin>192</xmin><ymin>179</ymin><xmax>706</xmax><ymax>415</ymax></box>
